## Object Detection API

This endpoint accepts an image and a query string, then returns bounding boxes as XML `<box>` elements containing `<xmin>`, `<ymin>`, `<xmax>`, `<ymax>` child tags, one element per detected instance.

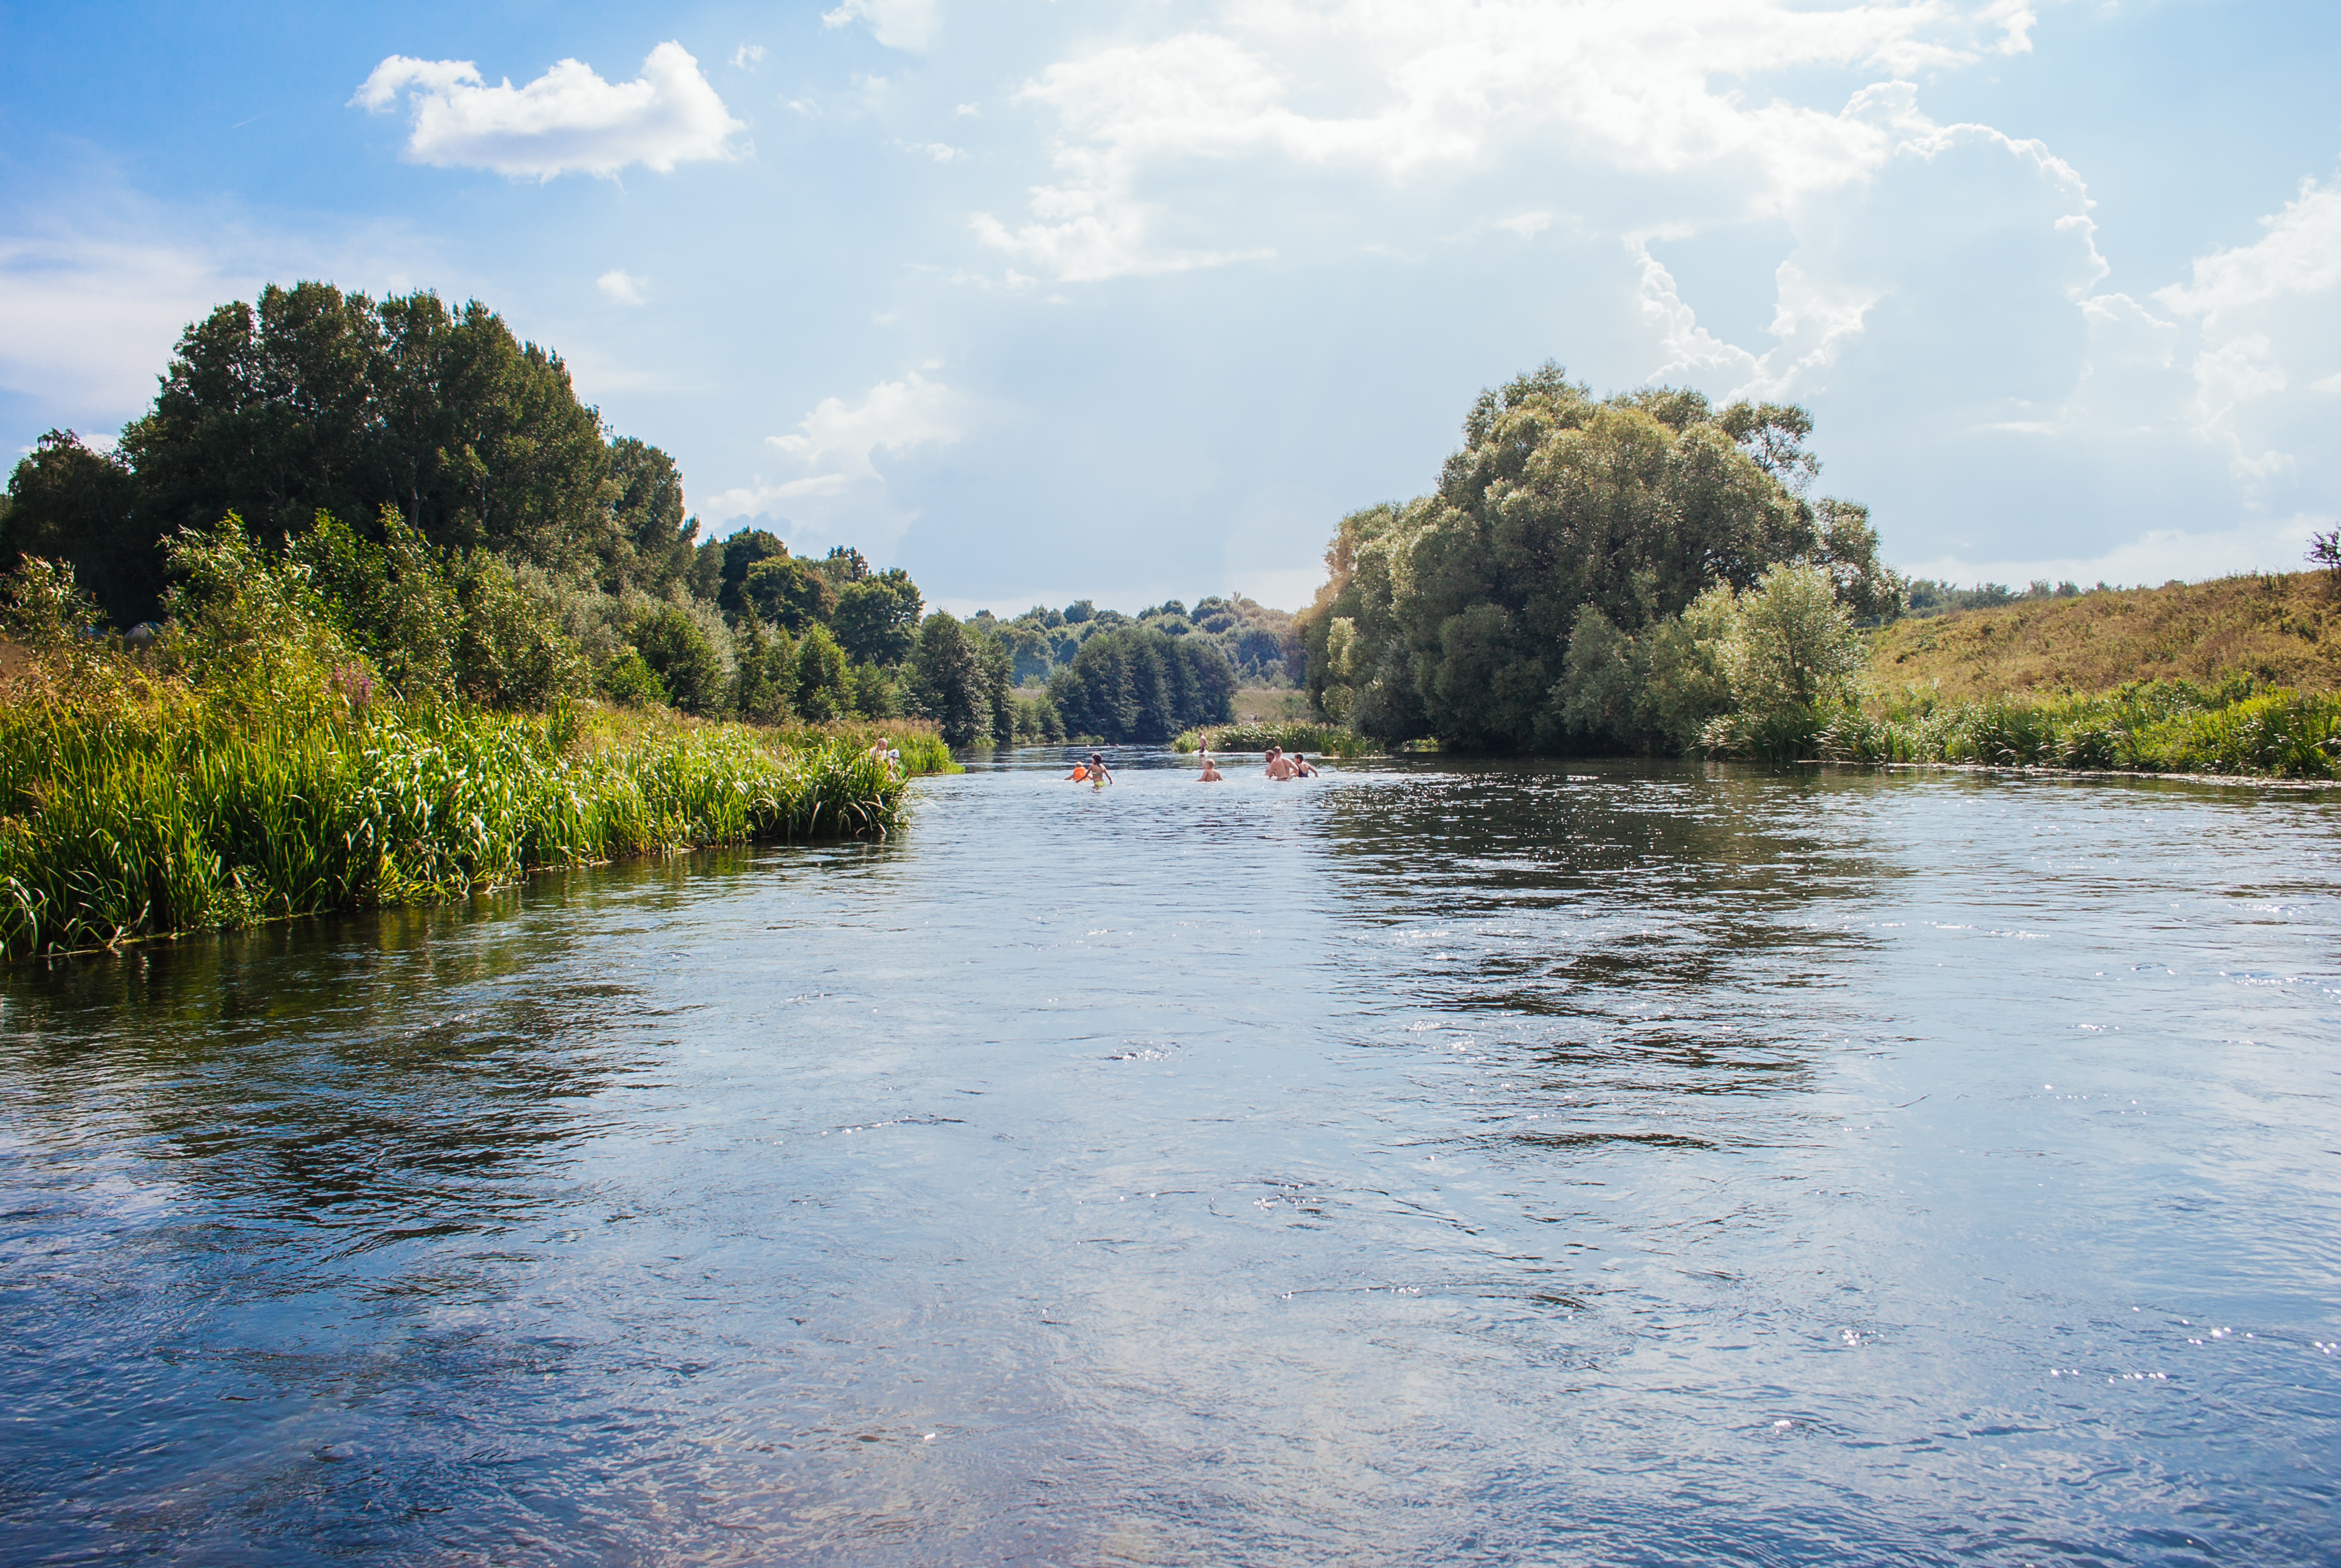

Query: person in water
<box><xmin>1291</xmin><ymin>753</ymin><xmax>1320</xmax><ymax>777</ymax></box>
<box><xmin>1065</xmin><ymin>751</ymin><xmax>1113</xmax><ymax>785</ymax></box>
<box><xmin>1263</xmin><ymin>745</ymin><xmax>1297</xmax><ymax>781</ymax></box>
<box><xmin>1197</xmin><ymin>752</ymin><xmax>1224</xmax><ymax>782</ymax></box>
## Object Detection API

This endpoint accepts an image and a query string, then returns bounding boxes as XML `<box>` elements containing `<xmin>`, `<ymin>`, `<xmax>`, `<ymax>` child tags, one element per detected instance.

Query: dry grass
<box><xmin>1867</xmin><ymin>571</ymin><xmax>2341</xmax><ymax>699</ymax></box>
<box><xmin>1231</xmin><ymin>685</ymin><xmax>1311</xmax><ymax>723</ymax></box>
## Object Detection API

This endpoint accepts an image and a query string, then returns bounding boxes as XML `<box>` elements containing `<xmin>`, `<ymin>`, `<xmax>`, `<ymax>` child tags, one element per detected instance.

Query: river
<box><xmin>2</xmin><ymin>753</ymin><xmax>2336</xmax><ymax>1565</ymax></box>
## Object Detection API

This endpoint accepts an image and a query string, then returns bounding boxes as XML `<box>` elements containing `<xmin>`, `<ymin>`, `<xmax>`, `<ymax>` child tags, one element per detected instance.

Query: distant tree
<box><xmin>0</xmin><ymin>431</ymin><xmax>155</xmax><ymax>624</ymax></box>
<box><xmin>831</xmin><ymin>568</ymin><xmax>922</xmax><ymax>665</ymax></box>
<box><xmin>632</xmin><ymin>605</ymin><xmax>727</xmax><ymax>716</ymax></box>
<box><xmin>745</xmin><ymin>555</ymin><xmax>838</xmax><ymax>634</ymax></box>
<box><xmin>1046</xmin><ymin>624</ymin><xmax>1235</xmax><ymax>743</ymax></box>
<box><xmin>792</xmin><ymin>623</ymin><xmax>852</xmax><ymax>722</ymax></box>
<box><xmin>730</xmin><ymin>604</ymin><xmax>793</xmax><ymax>724</ymax></box>
<box><xmin>909</xmin><ymin>612</ymin><xmax>995</xmax><ymax>747</ymax></box>
<box><xmin>717</xmin><ymin>529</ymin><xmax>787</xmax><ymax>618</ymax></box>
<box><xmin>815</xmin><ymin>545</ymin><xmax>870</xmax><ymax>586</ymax></box>
<box><xmin>2310</xmin><ymin>525</ymin><xmax>2341</xmax><ymax>589</ymax></box>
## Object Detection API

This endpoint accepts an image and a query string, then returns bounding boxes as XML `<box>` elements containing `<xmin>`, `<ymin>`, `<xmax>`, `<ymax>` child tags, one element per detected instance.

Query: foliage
<box><xmin>632</xmin><ymin>604</ymin><xmax>729</xmax><ymax>717</ymax></box>
<box><xmin>833</xmin><ymin>570</ymin><xmax>923</xmax><ymax>665</ymax></box>
<box><xmin>0</xmin><ymin>431</ymin><xmax>156</xmax><ymax>626</ymax></box>
<box><xmin>1298</xmin><ymin>362</ymin><xmax>1889</xmax><ymax>751</ymax></box>
<box><xmin>0</xmin><ymin>558</ymin><xmax>950</xmax><ymax>959</ymax></box>
<box><xmin>106</xmin><ymin>283</ymin><xmax>698</xmax><ymax>606</ymax></box>
<box><xmin>596</xmin><ymin>650</ymin><xmax>668</xmax><ymax>709</ymax></box>
<box><xmin>2311</xmin><ymin>526</ymin><xmax>2341</xmax><ymax>589</ymax></box>
<box><xmin>746</xmin><ymin>554</ymin><xmax>838</xmax><ymax>634</ymax></box>
<box><xmin>907</xmin><ymin>611</ymin><xmax>1004</xmax><ymax>747</ymax></box>
<box><xmin>1046</xmin><ymin>623</ymin><xmax>1237</xmax><ymax>743</ymax></box>
<box><xmin>1172</xmin><ymin>720</ymin><xmax>1378</xmax><ymax>758</ymax></box>
<box><xmin>792</xmin><ymin>623</ymin><xmax>853</xmax><ymax>723</ymax></box>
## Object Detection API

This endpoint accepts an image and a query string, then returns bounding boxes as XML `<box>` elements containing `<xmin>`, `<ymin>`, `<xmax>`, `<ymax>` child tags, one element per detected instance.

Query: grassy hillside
<box><xmin>1867</xmin><ymin>571</ymin><xmax>2341</xmax><ymax>698</ymax></box>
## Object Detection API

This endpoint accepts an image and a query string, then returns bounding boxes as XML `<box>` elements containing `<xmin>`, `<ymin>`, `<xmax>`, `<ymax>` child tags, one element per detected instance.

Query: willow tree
<box><xmin>1300</xmin><ymin>363</ymin><xmax>1894</xmax><ymax>752</ymax></box>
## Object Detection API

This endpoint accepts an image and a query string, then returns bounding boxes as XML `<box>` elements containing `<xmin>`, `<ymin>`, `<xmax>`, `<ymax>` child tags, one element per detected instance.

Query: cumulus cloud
<box><xmin>701</xmin><ymin>371</ymin><xmax>969</xmax><ymax>542</ymax></box>
<box><xmin>977</xmin><ymin>1</ymin><xmax>2037</xmax><ymax>281</ymax></box>
<box><xmin>597</xmin><ymin>268</ymin><xmax>647</xmax><ymax>305</ymax></box>
<box><xmin>822</xmin><ymin>0</ymin><xmax>939</xmax><ymax>51</ymax></box>
<box><xmin>351</xmin><ymin>42</ymin><xmax>745</xmax><ymax>179</ymax></box>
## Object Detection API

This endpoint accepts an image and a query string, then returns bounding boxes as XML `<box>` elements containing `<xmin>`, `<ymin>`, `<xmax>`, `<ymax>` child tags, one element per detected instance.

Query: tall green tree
<box><xmin>0</xmin><ymin>431</ymin><xmax>155</xmax><ymax>624</ymax></box>
<box><xmin>832</xmin><ymin>568</ymin><xmax>922</xmax><ymax>666</ymax></box>
<box><xmin>910</xmin><ymin>612</ymin><xmax>995</xmax><ymax>747</ymax></box>
<box><xmin>1301</xmin><ymin>362</ymin><xmax>1891</xmax><ymax>752</ymax></box>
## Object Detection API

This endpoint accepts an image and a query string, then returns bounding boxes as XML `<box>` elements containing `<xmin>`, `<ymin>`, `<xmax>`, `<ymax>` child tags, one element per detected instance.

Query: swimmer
<box><xmin>1065</xmin><ymin>750</ymin><xmax>1113</xmax><ymax>786</ymax></box>
<box><xmin>1264</xmin><ymin>744</ymin><xmax>1296</xmax><ymax>781</ymax></box>
<box><xmin>1197</xmin><ymin>752</ymin><xmax>1224</xmax><ymax>782</ymax></box>
<box><xmin>1291</xmin><ymin>752</ymin><xmax>1320</xmax><ymax>777</ymax></box>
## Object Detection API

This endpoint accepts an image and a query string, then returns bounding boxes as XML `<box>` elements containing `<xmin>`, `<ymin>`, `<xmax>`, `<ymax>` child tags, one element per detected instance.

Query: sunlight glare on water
<box><xmin>1</xmin><ymin>752</ymin><xmax>2336</xmax><ymax>1565</ymax></box>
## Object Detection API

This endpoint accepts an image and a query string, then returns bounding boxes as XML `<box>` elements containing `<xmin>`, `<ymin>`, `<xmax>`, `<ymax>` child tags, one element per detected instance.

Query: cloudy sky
<box><xmin>3</xmin><ymin>1</ymin><xmax>2337</xmax><ymax>611</ymax></box>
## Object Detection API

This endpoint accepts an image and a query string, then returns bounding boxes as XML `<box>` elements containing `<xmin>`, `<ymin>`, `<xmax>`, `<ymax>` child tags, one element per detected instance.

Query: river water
<box><xmin>2</xmin><ymin>753</ymin><xmax>2336</xmax><ymax>1566</ymax></box>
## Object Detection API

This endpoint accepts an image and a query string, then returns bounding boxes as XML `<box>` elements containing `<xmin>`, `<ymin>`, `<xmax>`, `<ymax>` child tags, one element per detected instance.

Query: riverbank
<box><xmin>0</xmin><ymin>683</ymin><xmax>952</xmax><ymax>959</ymax></box>
<box><xmin>1172</xmin><ymin>720</ymin><xmax>1381</xmax><ymax>758</ymax></box>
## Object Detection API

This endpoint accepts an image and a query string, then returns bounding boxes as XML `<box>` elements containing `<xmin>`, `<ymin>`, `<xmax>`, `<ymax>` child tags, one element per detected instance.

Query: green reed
<box><xmin>1173</xmin><ymin>720</ymin><xmax>1380</xmax><ymax>758</ymax></box>
<box><xmin>1747</xmin><ymin>681</ymin><xmax>2341</xmax><ymax>779</ymax></box>
<box><xmin>0</xmin><ymin>694</ymin><xmax>917</xmax><ymax>957</ymax></box>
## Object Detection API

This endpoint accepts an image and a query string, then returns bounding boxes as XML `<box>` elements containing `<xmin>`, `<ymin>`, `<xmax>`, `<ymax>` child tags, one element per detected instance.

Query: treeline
<box><xmin>974</xmin><ymin>595</ymin><xmax>1301</xmax><ymax>688</ymax></box>
<box><xmin>0</xmin><ymin>279</ymin><xmax>1067</xmax><ymax>749</ymax></box>
<box><xmin>1298</xmin><ymin>363</ymin><xmax>1896</xmax><ymax>754</ymax></box>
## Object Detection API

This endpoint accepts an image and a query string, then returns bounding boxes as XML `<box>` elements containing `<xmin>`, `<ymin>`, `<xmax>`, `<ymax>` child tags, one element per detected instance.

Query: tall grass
<box><xmin>1173</xmin><ymin>720</ymin><xmax>1380</xmax><ymax>758</ymax></box>
<box><xmin>1703</xmin><ymin>678</ymin><xmax>2341</xmax><ymax>779</ymax></box>
<box><xmin>0</xmin><ymin>681</ymin><xmax>927</xmax><ymax>958</ymax></box>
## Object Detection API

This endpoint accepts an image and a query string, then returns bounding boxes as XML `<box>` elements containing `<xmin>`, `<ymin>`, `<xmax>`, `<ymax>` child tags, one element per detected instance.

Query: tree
<box><xmin>832</xmin><ymin>568</ymin><xmax>923</xmax><ymax>666</ymax></box>
<box><xmin>1046</xmin><ymin>624</ymin><xmax>1235</xmax><ymax>743</ymax></box>
<box><xmin>0</xmin><ymin>431</ymin><xmax>155</xmax><ymax>624</ymax></box>
<box><xmin>2310</xmin><ymin>525</ymin><xmax>2341</xmax><ymax>589</ymax></box>
<box><xmin>632</xmin><ymin>605</ymin><xmax>727</xmax><ymax>716</ymax></box>
<box><xmin>121</xmin><ymin>283</ymin><xmax>631</xmax><ymax>575</ymax></box>
<box><xmin>731</xmin><ymin>606</ymin><xmax>794</xmax><ymax>723</ymax></box>
<box><xmin>1297</xmin><ymin>362</ymin><xmax>1887</xmax><ymax>752</ymax></box>
<box><xmin>909</xmin><ymin>612</ymin><xmax>993</xmax><ymax>747</ymax></box>
<box><xmin>792</xmin><ymin>623</ymin><xmax>852</xmax><ymax>722</ymax></box>
<box><xmin>1725</xmin><ymin>564</ymin><xmax>1863</xmax><ymax>715</ymax></box>
<box><xmin>745</xmin><ymin>555</ymin><xmax>837</xmax><ymax>634</ymax></box>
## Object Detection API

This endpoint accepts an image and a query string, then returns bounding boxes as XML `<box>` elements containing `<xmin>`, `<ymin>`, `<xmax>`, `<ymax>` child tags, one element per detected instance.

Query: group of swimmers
<box><xmin>1063</xmin><ymin>743</ymin><xmax>1318</xmax><ymax>785</ymax></box>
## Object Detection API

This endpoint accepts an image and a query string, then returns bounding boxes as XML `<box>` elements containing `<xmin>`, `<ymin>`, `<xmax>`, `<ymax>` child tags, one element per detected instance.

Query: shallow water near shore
<box><xmin>3</xmin><ymin>752</ymin><xmax>2337</xmax><ymax>1565</ymax></box>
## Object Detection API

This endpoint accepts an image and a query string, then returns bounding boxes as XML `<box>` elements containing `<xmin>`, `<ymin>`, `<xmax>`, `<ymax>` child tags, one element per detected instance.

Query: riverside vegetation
<box><xmin>1288</xmin><ymin>363</ymin><xmax>2341</xmax><ymax>779</ymax></box>
<box><xmin>0</xmin><ymin>279</ymin><xmax>990</xmax><ymax>957</ymax></box>
<box><xmin>0</xmin><ymin>538</ymin><xmax>949</xmax><ymax>958</ymax></box>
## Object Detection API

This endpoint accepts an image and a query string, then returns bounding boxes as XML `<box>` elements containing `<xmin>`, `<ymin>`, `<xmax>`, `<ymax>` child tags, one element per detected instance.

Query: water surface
<box><xmin>3</xmin><ymin>754</ymin><xmax>2337</xmax><ymax>1564</ymax></box>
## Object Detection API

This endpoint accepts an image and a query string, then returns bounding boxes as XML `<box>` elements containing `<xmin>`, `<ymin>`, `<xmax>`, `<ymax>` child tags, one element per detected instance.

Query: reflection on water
<box><xmin>3</xmin><ymin>755</ymin><xmax>2337</xmax><ymax>1564</ymax></box>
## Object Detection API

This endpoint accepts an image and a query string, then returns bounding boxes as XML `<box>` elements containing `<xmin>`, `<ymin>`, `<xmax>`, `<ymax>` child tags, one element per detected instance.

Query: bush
<box><xmin>632</xmin><ymin>604</ymin><xmax>728</xmax><ymax>716</ymax></box>
<box><xmin>596</xmin><ymin>650</ymin><xmax>667</xmax><ymax>708</ymax></box>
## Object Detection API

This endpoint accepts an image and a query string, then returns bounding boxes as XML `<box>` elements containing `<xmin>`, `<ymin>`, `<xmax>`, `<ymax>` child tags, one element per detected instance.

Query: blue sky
<box><xmin>4</xmin><ymin>1</ymin><xmax>2337</xmax><ymax>613</ymax></box>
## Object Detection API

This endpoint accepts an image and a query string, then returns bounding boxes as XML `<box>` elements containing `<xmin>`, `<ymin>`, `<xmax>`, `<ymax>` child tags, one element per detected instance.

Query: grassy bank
<box><xmin>1869</xmin><ymin>570</ymin><xmax>2341</xmax><ymax>698</ymax></box>
<box><xmin>0</xmin><ymin>654</ymin><xmax>952</xmax><ymax>958</ymax></box>
<box><xmin>1700</xmin><ymin>678</ymin><xmax>2341</xmax><ymax>778</ymax></box>
<box><xmin>1173</xmin><ymin>720</ymin><xmax>1380</xmax><ymax>758</ymax></box>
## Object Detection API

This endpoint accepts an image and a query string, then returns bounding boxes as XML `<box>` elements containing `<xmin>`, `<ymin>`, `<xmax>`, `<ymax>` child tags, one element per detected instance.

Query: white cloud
<box><xmin>351</xmin><ymin>42</ymin><xmax>745</xmax><ymax>179</ymax></box>
<box><xmin>701</xmin><ymin>371</ymin><xmax>969</xmax><ymax>544</ymax></box>
<box><xmin>822</xmin><ymin>0</ymin><xmax>939</xmax><ymax>51</ymax></box>
<box><xmin>597</xmin><ymin>268</ymin><xmax>647</xmax><ymax>305</ymax></box>
<box><xmin>902</xmin><ymin>141</ymin><xmax>966</xmax><ymax>163</ymax></box>
<box><xmin>1901</xmin><ymin>513</ymin><xmax>2324</xmax><ymax>591</ymax></box>
<box><xmin>978</xmin><ymin>2</ymin><xmax>2037</xmax><ymax>281</ymax></box>
<box><xmin>731</xmin><ymin>43</ymin><xmax>765</xmax><ymax>70</ymax></box>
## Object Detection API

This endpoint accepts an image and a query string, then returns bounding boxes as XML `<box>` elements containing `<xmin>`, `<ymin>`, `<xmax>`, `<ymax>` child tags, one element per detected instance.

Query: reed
<box><xmin>1173</xmin><ymin>720</ymin><xmax>1380</xmax><ymax>758</ymax></box>
<box><xmin>1714</xmin><ymin>680</ymin><xmax>2341</xmax><ymax>779</ymax></box>
<box><xmin>0</xmin><ymin>681</ymin><xmax>929</xmax><ymax>958</ymax></box>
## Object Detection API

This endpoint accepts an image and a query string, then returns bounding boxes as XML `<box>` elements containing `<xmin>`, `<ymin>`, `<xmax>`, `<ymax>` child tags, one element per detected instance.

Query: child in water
<box><xmin>1065</xmin><ymin>751</ymin><xmax>1113</xmax><ymax>785</ymax></box>
<box><xmin>1291</xmin><ymin>753</ymin><xmax>1320</xmax><ymax>777</ymax></box>
<box><xmin>1197</xmin><ymin>751</ymin><xmax>1224</xmax><ymax>782</ymax></box>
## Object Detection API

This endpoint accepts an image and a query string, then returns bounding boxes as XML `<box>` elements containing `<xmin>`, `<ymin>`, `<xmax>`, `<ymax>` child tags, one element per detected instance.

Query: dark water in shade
<box><xmin>3</xmin><ymin>753</ymin><xmax>2338</xmax><ymax>1566</ymax></box>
